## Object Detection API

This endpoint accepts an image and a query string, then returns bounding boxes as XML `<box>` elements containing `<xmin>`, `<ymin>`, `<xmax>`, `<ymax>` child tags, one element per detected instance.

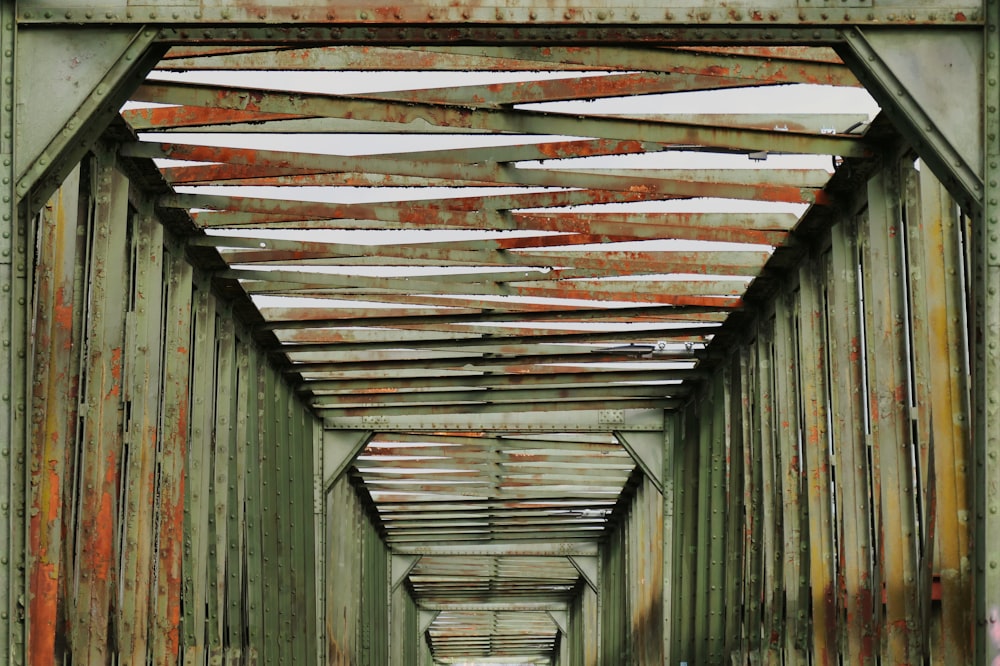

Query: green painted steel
<box><xmin>595</xmin><ymin>473</ymin><xmax>662</xmax><ymax>664</ymax></box>
<box><xmin>15</xmin><ymin>146</ymin><xmax>323</xmax><ymax>663</ymax></box>
<box><xmin>324</xmin><ymin>471</ymin><xmax>391</xmax><ymax>665</ymax></box>
<box><xmin>3</xmin><ymin>9</ymin><xmax>997</xmax><ymax>665</ymax></box>
<box><xmin>978</xmin><ymin>2</ymin><xmax>1000</xmax><ymax>663</ymax></box>
<box><xmin>567</xmin><ymin>583</ymin><xmax>597</xmax><ymax>665</ymax></box>
<box><xmin>390</xmin><ymin>584</ymin><xmax>420</xmax><ymax>666</ymax></box>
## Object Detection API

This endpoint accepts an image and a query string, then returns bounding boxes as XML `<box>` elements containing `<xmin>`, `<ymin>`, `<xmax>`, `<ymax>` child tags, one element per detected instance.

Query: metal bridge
<box><xmin>0</xmin><ymin>1</ymin><xmax>997</xmax><ymax>664</ymax></box>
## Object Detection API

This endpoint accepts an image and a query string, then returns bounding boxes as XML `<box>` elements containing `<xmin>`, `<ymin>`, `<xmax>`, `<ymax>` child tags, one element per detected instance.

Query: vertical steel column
<box><xmin>260</xmin><ymin>364</ymin><xmax>281</xmax><ymax>664</ymax></box>
<box><xmin>119</xmin><ymin>198</ymin><xmax>165</xmax><ymax>663</ymax></box>
<box><xmin>244</xmin><ymin>344</ymin><xmax>264</xmax><ymax>661</ymax></box>
<box><xmin>211</xmin><ymin>316</ymin><xmax>236</xmax><ymax>663</ymax></box>
<box><xmin>707</xmin><ymin>373</ymin><xmax>728</xmax><ymax>663</ymax></box>
<box><xmin>661</xmin><ymin>412</ymin><xmax>678</xmax><ymax>662</ymax></box>
<box><xmin>672</xmin><ymin>408</ymin><xmax>699</xmax><ymax>663</ymax></box>
<box><xmin>153</xmin><ymin>245</ymin><xmax>192</xmax><ymax>664</ymax></box>
<box><xmin>828</xmin><ymin>216</ymin><xmax>876</xmax><ymax>664</ymax></box>
<box><xmin>773</xmin><ymin>293</ymin><xmax>808</xmax><ymax>663</ymax></box>
<box><xmin>183</xmin><ymin>282</ymin><xmax>217</xmax><ymax>662</ymax></box>
<box><xmin>74</xmin><ymin>146</ymin><xmax>129</xmax><ymax>664</ymax></box>
<box><xmin>797</xmin><ymin>259</ymin><xmax>838</xmax><ymax>665</ymax></box>
<box><xmin>692</xmin><ymin>392</ymin><xmax>713</xmax><ymax>665</ymax></box>
<box><xmin>27</xmin><ymin>168</ymin><xmax>83</xmax><ymax>663</ymax></box>
<box><xmin>906</xmin><ymin>166</ymin><xmax>973</xmax><ymax>662</ymax></box>
<box><xmin>754</xmin><ymin>316</ymin><xmax>784</xmax><ymax>665</ymax></box>
<box><xmin>724</xmin><ymin>356</ymin><xmax>747</xmax><ymax>664</ymax></box>
<box><xmin>313</xmin><ymin>417</ymin><xmax>325</xmax><ymax>666</ymax></box>
<box><xmin>299</xmin><ymin>403</ymin><xmax>319</xmax><ymax>663</ymax></box>
<box><xmin>0</xmin><ymin>6</ymin><xmax>25</xmax><ymax>658</ymax></box>
<box><xmin>742</xmin><ymin>343</ymin><xmax>766</xmax><ymax>664</ymax></box>
<box><xmin>276</xmin><ymin>373</ymin><xmax>294</xmax><ymax>665</ymax></box>
<box><xmin>864</xmin><ymin>166</ymin><xmax>922</xmax><ymax>663</ymax></box>
<box><xmin>978</xmin><ymin>1</ymin><xmax>1000</xmax><ymax>662</ymax></box>
<box><xmin>230</xmin><ymin>340</ymin><xmax>250</xmax><ymax>665</ymax></box>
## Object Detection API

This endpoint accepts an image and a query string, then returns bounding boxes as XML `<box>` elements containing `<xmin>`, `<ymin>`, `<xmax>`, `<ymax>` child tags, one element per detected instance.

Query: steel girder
<box><xmin>2</xmin><ymin>2</ymin><xmax>997</xmax><ymax>664</ymax></box>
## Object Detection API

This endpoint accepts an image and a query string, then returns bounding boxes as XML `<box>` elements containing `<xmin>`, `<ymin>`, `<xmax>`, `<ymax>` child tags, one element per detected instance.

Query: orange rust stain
<box><xmin>53</xmin><ymin>288</ymin><xmax>74</xmax><ymax>335</ymax></box>
<box><xmin>28</xmin><ymin>560</ymin><xmax>58</xmax><ymax>663</ymax></box>
<box><xmin>703</xmin><ymin>65</ymin><xmax>732</xmax><ymax>77</ymax></box>
<box><xmin>109</xmin><ymin>347</ymin><xmax>123</xmax><ymax>396</ymax></box>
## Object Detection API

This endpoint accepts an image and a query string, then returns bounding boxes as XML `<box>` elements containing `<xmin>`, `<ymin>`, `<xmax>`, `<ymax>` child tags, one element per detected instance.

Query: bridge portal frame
<box><xmin>0</xmin><ymin>2</ymin><xmax>998</xmax><ymax>663</ymax></box>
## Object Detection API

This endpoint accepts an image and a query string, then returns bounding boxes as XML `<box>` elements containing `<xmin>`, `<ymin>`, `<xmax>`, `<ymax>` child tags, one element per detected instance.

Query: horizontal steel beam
<box><xmin>307</xmin><ymin>368</ymin><xmax>702</xmax><ymax>393</ymax></box>
<box><xmin>421</xmin><ymin>602</ymin><xmax>566</xmax><ymax>611</ymax></box>
<box><xmin>323</xmin><ymin>408</ymin><xmax>666</xmax><ymax>431</ymax></box>
<box><xmin>16</xmin><ymin>4</ymin><xmax>981</xmax><ymax>29</ymax></box>
<box><xmin>394</xmin><ymin>542</ymin><xmax>599</xmax><ymax>556</ymax></box>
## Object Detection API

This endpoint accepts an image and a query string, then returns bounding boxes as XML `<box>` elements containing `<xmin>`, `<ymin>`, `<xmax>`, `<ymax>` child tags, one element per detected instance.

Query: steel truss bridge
<box><xmin>0</xmin><ymin>1</ymin><xmax>998</xmax><ymax>664</ymax></box>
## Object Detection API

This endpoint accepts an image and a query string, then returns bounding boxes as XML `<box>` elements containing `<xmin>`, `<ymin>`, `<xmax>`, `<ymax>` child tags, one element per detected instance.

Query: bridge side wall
<box><xmin>598</xmin><ymin>474</ymin><xmax>663</xmax><ymax>665</ymax></box>
<box><xmin>666</xmin><ymin>155</ymin><xmax>975</xmax><ymax>665</ymax></box>
<box><xmin>26</xmin><ymin>141</ymin><xmax>323</xmax><ymax>664</ymax></box>
<box><xmin>325</xmin><ymin>470</ymin><xmax>390</xmax><ymax>666</ymax></box>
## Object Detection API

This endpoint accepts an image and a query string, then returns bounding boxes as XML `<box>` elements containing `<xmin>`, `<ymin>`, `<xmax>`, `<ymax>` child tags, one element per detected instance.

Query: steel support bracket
<box><xmin>547</xmin><ymin>609</ymin><xmax>569</xmax><ymax>636</ymax></box>
<box><xmin>839</xmin><ymin>27</ymin><xmax>984</xmax><ymax>212</ymax></box>
<box><xmin>419</xmin><ymin>610</ymin><xmax>440</xmax><ymax>635</ymax></box>
<box><xmin>391</xmin><ymin>554</ymin><xmax>420</xmax><ymax>592</ymax></box>
<box><xmin>567</xmin><ymin>555</ymin><xmax>599</xmax><ymax>594</ymax></box>
<box><xmin>615</xmin><ymin>429</ymin><xmax>663</xmax><ymax>492</ymax></box>
<box><xmin>322</xmin><ymin>429</ymin><xmax>373</xmax><ymax>490</ymax></box>
<box><xmin>13</xmin><ymin>25</ymin><xmax>164</xmax><ymax>215</ymax></box>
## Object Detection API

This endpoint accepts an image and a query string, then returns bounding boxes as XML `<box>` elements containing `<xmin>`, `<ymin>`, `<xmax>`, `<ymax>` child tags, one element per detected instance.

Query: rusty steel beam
<box><xmin>16</xmin><ymin>3</ymin><xmax>981</xmax><ymax>29</ymax></box>
<box><xmin>28</xmin><ymin>169</ymin><xmax>84</xmax><ymax>663</ymax></box>
<box><xmin>260</xmin><ymin>302</ymin><xmax>726</xmax><ymax>330</ymax></box>
<box><xmin>153</xmin><ymin>43</ymin><xmax>843</xmax><ymax>70</ymax></box>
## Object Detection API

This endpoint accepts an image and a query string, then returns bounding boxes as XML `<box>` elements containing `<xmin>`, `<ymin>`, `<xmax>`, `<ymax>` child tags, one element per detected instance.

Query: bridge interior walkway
<box><xmin>1</xmin><ymin>3</ymin><xmax>998</xmax><ymax>665</ymax></box>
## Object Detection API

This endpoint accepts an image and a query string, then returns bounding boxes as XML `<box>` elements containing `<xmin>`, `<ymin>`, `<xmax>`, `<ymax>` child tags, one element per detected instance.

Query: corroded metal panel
<box><xmin>3</xmin><ymin>6</ymin><xmax>995</xmax><ymax>664</ymax></box>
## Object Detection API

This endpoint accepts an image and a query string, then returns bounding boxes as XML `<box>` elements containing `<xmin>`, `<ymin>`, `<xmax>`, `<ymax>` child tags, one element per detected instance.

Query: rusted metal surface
<box><xmin>5</xmin><ymin>12</ymin><xmax>994</xmax><ymax>665</ymax></box>
<box><xmin>907</xmin><ymin>168</ymin><xmax>972</xmax><ymax>663</ymax></box>
<box><xmin>15</xmin><ymin>3</ymin><xmax>985</xmax><ymax>29</ymax></box>
<box><xmin>797</xmin><ymin>259</ymin><xmax>837</xmax><ymax>665</ymax></box>
<box><xmin>864</xmin><ymin>166</ymin><xmax>923</xmax><ymax>663</ymax></box>
<box><xmin>27</xmin><ymin>168</ymin><xmax>83</xmax><ymax>664</ymax></box>
<box><xmin>827</xmin><ymin>214</ymin><xmax>877</xmax><ymax>664</ymax></box>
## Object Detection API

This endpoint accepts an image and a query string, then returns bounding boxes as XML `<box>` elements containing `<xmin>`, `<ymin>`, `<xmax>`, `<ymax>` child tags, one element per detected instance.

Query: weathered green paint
<box><xmin>119</xmin><ymin>199</ymin><xmax>165</xmax><ymax>663</ymax></box>
<box><xmin>3</xmin><ymin>10</ymin><xmax>997</xmax><ymax>665</ymax></box>
<box><xmin>978</xmin><ymin>2</ymin><xmax>1000</xmax><ymax>662</ymax></box>
<box><xmin>827</xmin><ymin>214</ymin><xmax>877</xmax><ymax>664</ymax></box>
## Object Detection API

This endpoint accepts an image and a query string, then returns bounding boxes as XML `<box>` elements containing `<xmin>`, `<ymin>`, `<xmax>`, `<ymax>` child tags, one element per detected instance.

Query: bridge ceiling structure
<box><xmin>116</xmin><ymin>39</ymin><xmax>874</xmax><ymax>662</ymax></box>
<box><xmin>1</xmin><ymin>1</ymin><xmax>998</xmax><ymax>665</ymax></box>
